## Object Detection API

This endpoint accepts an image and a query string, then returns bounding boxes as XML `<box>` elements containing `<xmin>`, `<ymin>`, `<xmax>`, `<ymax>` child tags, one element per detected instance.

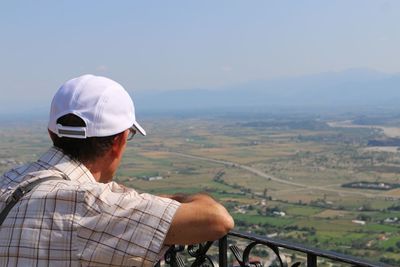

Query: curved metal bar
<box><xmin>228</xmin><ymin>231</ymin><xmax>390</xmax><ymax>267</ymax></box>
<box><xmin>260</xmin><ymin>243</ymin><xmax>287</xmax><ymax>267</ymax></box>
<box><xmin>241</xmin><ymin>241</ymin><xmax>259</xmax><ymax>264</ymax></box>
<box><xmin>191</xmin><ymin>255</ymin><xmax>215</xmax><ymax>267</ymax></box>
<box><xmin>162</xmin><ymin>231</ymin><xmax>389</xmax><ymax>267</ymax></box>
<box><xmin>229</xmin><ymin>245</ymin><xmax>245</xmax><ymax>266</ymax></box>
<box><xmin>188</xmin><ymin>241</ymin><xmax>214</xmax><ymax>257</ymax></box>
<box><xmin>164</xmin><ymin>245</ymin><xmax>186</xmax><ymax>267</ymax></box>
<box><xmin>230</xmin><ymin>241</ymin><xmax>289</xmax><ymax>267</ymax></box>
<box><xmin>189</xmin><ymin>241</ymin><xmax>215</xmax><ymax>267</ymax></box>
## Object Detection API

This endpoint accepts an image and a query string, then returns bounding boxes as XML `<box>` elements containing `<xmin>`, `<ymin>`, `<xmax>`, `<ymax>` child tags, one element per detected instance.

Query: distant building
<box><xmin>352</xmin><ymin>220</ymin><xmax>366</xmax><ymax>225</ymax></box>
<box><xmin>384</xmin><ymin>217</ymin><xmax>398</xmax><ymax>223</ymax></box>
<box><xmin>148</xmin><ymin>176</ymin><xmax>164</xmax><ymax>181</ymax></box>
<box><xmin>267</xmin><ymin>233</ymin><xmax>278</xmax><ymax>238</ymax></box>
<box><xmin>272</xmin><ymin>211</ymin><xmax>286</xmax><ymax>217</ymax></box>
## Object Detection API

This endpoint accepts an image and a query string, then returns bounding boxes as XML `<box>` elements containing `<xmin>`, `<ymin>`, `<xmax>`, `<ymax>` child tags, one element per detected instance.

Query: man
<box><xmin>0</xmin><ymin>74</ymin><xmax>234</xmax><ymax>266</ymax></box>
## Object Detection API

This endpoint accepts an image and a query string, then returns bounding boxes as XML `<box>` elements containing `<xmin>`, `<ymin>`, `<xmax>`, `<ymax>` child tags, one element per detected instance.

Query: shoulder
<box><xmin>0</xmin><ymin>162</ymin><xmax>33</xmax><ymax>188</ymax></box>
<box><xmin>79</xmin><ymin>181</ymin><xmax>181</xmax><ymax>215</ymax></box>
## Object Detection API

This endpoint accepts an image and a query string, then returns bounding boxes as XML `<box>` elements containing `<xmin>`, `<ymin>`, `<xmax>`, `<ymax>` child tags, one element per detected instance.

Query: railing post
<box><xmin>307</xmin><ymin>253</ymin><xmax>317</xmax><ymax>267</ymax></box>
<box><xmin>219</xmin><ymin>235</ymin><xmax>228</xmax><ymax>267</ymax></box>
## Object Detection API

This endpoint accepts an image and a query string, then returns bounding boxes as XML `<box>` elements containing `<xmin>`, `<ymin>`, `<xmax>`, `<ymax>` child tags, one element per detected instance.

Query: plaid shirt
<box><xmin>0</xmin><ymin>147</ymin><xmax>180</xmax><ymax>267</ymax></box>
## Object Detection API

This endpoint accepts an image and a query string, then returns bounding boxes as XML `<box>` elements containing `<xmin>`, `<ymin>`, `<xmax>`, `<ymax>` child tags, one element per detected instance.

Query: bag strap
<box><xmin>0</xmin><ymin>176</ymin><xmax>64</xmax><ymax>226</ymax></box>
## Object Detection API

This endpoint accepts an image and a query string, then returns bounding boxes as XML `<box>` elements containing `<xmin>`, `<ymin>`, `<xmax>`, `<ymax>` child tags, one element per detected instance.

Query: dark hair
<box><xmin>51</xmin><ymin>114</ymin><xmax>121</xmax><ymax>163</ymax></box>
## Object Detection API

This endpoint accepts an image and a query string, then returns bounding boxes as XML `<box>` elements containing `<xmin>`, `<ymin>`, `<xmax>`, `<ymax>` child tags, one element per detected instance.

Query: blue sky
<box><xmin>1</xmin><ymin>1</ymin><xmax>400</xmax><ymax>114</ymax></box>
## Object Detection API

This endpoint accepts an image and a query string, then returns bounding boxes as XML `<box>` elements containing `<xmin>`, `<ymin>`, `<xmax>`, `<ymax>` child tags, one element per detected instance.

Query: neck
<box><xmin>83</xmin><ymin>157</ymin><xmax>114</xmax><ymax>183</ymax></box>
<box><xmin>78</xmin><ymin>130</ymin><xmax>127</xmax><ymax>183</ymax></box>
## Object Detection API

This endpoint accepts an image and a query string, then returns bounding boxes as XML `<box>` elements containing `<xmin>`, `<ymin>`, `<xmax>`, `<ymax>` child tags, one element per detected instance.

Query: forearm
<box><xmin>159</xmin><ymin>192</ymin><xmax>214</xmax><ymax>203</ymax></box>
<box><xmin>163</xmin><ymin>193</ymin><xmax>234</xmax><ymax>245</ymax></box>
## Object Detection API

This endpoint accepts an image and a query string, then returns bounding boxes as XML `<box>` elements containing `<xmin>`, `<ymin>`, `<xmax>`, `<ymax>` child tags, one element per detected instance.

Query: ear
<box><xmin>111</xmin><ymin>130</ymin><xmax>128</xmax><ymax>156</ymax></box>
<box><xmin>48</xmin><ymin>129</ymin><xmax>57</xmax><ymax>143</ymax></box>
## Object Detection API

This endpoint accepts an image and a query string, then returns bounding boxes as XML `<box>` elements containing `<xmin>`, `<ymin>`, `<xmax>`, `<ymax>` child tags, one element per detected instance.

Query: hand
<box><xmin>163</xmin><ymin>193</ymin><xmax>234</xmax><ymax>245</ymax></box>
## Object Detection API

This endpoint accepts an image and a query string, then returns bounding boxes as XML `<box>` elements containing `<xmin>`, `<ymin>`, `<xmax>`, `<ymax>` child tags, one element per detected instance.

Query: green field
<box><xmin>2</xmin><ymin>114</ymin><xmax>400</xmax><ymax>265</ymax></box>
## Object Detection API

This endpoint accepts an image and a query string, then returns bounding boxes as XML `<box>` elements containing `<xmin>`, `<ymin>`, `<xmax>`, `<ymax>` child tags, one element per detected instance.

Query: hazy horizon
<box><xmin>2</xmin><ymin>67</ymin><xmax>400</xmax><ymax>120</ymax></box>
<box><xmin>1</xmin><ymin>1</ymin><xmax>400</xmax><ymax>115</ymax></box>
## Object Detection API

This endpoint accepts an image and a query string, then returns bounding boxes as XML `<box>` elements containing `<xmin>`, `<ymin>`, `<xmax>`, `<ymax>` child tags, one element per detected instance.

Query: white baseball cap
<box><xmin>48</xmin><ymin>74</ymin><xmax>146</xmax><ymax>138</ymax></box>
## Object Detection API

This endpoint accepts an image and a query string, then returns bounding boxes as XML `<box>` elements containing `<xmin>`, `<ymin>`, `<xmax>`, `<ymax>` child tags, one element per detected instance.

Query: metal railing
<box><xmin>156</xmin><ymin>230</ymin><xmax>391</xmax><ymax>267</ymax></box>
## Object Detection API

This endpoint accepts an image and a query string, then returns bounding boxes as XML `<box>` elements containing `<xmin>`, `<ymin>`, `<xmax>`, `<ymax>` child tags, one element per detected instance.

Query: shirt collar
<box><xmin>38</xmin><ymin>147</ymin><xmax>97</xmax><ymax>184</ymax></box>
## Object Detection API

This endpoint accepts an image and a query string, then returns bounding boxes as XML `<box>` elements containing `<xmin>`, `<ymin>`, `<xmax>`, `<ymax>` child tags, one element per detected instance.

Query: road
<box><xmin>170</xmin><ymin>152</ymin><xmax>400</xmax><ymax>200</ymax></box>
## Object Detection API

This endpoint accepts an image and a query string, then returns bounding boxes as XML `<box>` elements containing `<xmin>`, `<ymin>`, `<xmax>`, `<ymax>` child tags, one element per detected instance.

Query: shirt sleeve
<box><xmin>75</xmin><ymin>184</ymin><xmax>180</xmax><ymax>267</ymax></box>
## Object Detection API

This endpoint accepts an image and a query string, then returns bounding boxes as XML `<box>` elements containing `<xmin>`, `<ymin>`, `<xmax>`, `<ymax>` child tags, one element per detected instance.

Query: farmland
<box><xmin>1</xmin><ymin>113</ymin><xmax>400</xmax><ymax>265</ymax></box>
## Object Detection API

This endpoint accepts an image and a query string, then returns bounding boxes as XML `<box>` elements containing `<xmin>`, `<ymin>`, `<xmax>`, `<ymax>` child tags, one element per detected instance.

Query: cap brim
<box><xmin>132</xmin><ymin>121</ymin><xmax>146</xmax><ymax>136</ymax></box>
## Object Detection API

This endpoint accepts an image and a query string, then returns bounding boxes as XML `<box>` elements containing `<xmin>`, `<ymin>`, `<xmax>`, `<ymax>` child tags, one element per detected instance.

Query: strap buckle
<box><xmin>6</xmin><ymin>187</ymin><xmax>25</xmax><ymax>205</ymax></box>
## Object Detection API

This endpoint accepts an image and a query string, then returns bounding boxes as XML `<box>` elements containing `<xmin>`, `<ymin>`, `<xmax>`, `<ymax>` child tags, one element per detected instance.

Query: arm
<box><xmin>162</xmin><ymin>193</ymin><xmax>234</xmax><ymax>245</ymax></box>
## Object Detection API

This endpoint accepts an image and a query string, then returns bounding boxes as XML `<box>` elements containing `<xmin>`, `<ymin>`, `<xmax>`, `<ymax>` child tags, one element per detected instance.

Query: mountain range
<box><xmin>134</xmin><ymin>68</ymin><xmax>400</xmax><ymax>114</ymax></box>
<box><xmin>2</xmin><ymin>68</ymin><xmax>400</xmax><ymax>120</ymax></box>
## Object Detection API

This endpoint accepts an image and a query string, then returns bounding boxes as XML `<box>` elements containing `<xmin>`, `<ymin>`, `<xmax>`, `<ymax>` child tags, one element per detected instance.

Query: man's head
<box><xmin>48</xmin><ymin>74</ymin><xmax>145</xmax><ymax>167</ymax></box>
